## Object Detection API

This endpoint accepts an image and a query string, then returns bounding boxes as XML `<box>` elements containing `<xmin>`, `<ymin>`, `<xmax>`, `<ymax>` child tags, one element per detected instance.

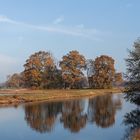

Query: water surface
<box><xmin>0</xmin><ymin>93</ymin><xmax>139</xmax><ymax>140</ymax></box>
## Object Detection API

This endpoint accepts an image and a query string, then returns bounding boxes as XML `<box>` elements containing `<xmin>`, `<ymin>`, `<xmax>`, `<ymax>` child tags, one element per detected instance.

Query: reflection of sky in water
<box><xmin>82</xmin><ymin>99</ymin><xmax>88</xmax><ymax>114</ymax></box>
<box><xmin>0</xmin><ymin>93</ymin><xmax>138</xmax><ymax>140</ymax></box>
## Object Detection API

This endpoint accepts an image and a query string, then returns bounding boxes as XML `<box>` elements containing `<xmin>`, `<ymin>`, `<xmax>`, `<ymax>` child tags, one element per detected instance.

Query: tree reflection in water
<box><xmin>123</xmin><ymin>90</ymin><xmax>140</xmax><ymax>139</ymax></box>
<box><xmin>60</xmin><ymin>100</ymin><xmax>87</xmax><ymax>133</ymax></box>
<box><xmin>123</xmin><ymin>108</ymin><xmax>140</xmax><ymax>140</ymax></box>
<box><xmin>25</xmin><ymin>102</ymin><xmax>62</xmax><ymax>133</ymax></box>
<box><xmin>24</xmin><ymin>93</ymin><xmax>122</xmax><ymax>133</ymax></box>
<box><xmin>88</xmin><ymin>94</ymin><xmax>122</xmax><ymax>128</ymax></box>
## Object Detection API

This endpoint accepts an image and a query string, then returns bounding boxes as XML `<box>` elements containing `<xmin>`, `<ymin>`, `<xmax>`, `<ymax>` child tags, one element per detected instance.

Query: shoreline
<box><xmin>0</xmin><ymin>88</ymin><xmax>123</xmax><ymax>106</ymax></box>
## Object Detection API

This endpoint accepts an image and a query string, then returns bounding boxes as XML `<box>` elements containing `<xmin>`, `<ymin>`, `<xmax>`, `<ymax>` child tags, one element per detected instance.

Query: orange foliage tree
<box><xmin>91</xmin><ymin>55</ymin><xmax>115</xmax><ymax>89</ymax></box>
<box><xmin>23</xmin><ymin>51</ymin><xmax>56</xmax><ymax>88</ymax></box>
<box><xmin>59</xmin><ymin>50</ymin><xmax>86</xmax><ymax>89</ymax></box>
<box><xmin>6</xmin><ymin>73</ymin><xmax>24</xmax><ymax>88</ymax></box>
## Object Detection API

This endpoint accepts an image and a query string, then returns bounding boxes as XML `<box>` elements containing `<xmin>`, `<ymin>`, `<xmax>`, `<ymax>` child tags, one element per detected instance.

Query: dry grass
<box><xmin>0</xmin><ymin>88</ymin><xmax>123</xmax><ymax>106</ymax></box>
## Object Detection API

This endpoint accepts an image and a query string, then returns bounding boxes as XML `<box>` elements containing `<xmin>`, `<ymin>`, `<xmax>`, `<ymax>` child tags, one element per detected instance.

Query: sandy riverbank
<box><xmin>0</xmin><ymin>88</ymin><xmax>123</xmax><ymax>106</ymax></box>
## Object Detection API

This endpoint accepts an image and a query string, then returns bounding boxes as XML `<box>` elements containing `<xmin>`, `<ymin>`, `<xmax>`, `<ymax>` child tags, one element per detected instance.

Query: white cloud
<box><xmin>0</xmin><ymin>15</ymin><xmax>103</xmax><ymax>41</ymax></box>
<box><xmin>53</xmin><ymin>16</ymin><xmax>64</xmax><ymax>24</ymax></box>
<box><xmin>0</xmin><ymin>15</ymin><xmax>19</xmax><ymax>24</ymax></box>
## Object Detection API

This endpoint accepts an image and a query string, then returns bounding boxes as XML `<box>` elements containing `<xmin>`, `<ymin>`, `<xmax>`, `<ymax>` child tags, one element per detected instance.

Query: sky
<box><xmin>0</xmin><ymin>0</ymin><xmax>140</xmax><ymax>82</ymax></box>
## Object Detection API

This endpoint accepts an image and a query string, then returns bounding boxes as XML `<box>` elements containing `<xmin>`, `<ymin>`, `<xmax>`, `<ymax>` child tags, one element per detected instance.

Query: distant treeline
<box><xmin>5</xmin><ymin>50</ymin><xmax>123</xmax><ymax>89</ymax></box>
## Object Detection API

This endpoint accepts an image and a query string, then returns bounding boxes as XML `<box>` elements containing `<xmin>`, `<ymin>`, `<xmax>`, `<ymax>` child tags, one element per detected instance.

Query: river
<box><xmin>0</xmin><ymin>93</ymin><xmax>139</xmax><ymax>140</ymax></box>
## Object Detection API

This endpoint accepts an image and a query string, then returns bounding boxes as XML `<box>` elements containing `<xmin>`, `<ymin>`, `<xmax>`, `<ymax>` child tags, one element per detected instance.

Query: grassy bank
<box><xmin>0</xmin><ymin>88</ymin><xmax>123</xmax><ymax>106</ymax></box>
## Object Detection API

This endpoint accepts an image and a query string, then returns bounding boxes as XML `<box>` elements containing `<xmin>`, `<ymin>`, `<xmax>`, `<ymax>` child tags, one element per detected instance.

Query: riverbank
<box><xmin>0</xmin><ymin>88</ymin><xmax>123</xmax><ymax>106</ymax></box>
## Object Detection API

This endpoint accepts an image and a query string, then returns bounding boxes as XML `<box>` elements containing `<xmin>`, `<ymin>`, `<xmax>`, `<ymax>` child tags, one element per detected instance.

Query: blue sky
<box><xmin>0</xmin><ymin>0</ymin><xmax>140</xmax><ymax>82</ymax></box>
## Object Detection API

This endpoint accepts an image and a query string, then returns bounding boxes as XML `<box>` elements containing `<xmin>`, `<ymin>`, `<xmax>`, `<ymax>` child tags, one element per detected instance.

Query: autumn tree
<box><xmin>42</xmin><ymin>68</ymin><xmax>63</xmax><ymax>89</ymax></box>
<box><xmin>23</xmin><ymin>51</ymin><xmax>56</xmax><ymax>88</ymax></box>
<box><xmin>91</xmin><ymin>55</ymin><xmax>115</xmax><ymax>89</ymax></box>
<box><xmin>125</xmin><ymin>38</ymin><xmax>140</xmax><ymax>105</ymax></box>
<box><xmin>59</xmin><ymin>50</ymin><xmax>86</xmax><ymax>89</ymax></box>
<box><xmin>6</xmin><ymin>73</ymin><xmax>24</xmax><ymax>88</ymax></box>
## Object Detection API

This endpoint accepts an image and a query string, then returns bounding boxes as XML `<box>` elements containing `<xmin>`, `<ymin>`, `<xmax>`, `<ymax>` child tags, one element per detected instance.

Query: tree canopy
<box><xmin>23</xmin><ymin>51</ymin><xmax>56</xmax><ymax>88</ymax></box>
<box><xmin>89</xmin><ymin>55</ymin><xmax>115</xmax><ymax>89</ymax></box>
<box><xmin>125</xmin><ymin>38</ymin><xmax>140</xmax><ymax>105</ymax></box>
<box><xmin>60</xmin><ymin>50</ymin><xmax>86</xmax><ymax>89</ymax></box>
<box><xmin>5</xmin><ymin>50</ymin><xmax>122</xmax><ymax>90</ymax></box>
